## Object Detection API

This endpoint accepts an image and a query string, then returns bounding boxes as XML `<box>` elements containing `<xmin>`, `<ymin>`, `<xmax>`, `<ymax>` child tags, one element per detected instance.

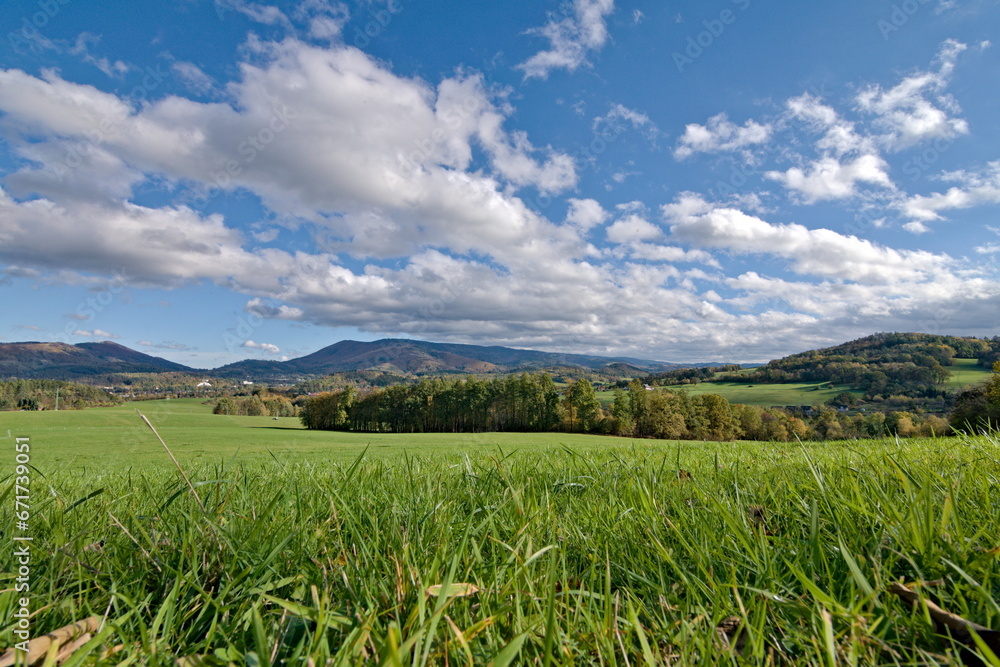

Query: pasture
<box><xmin>2</xmin><ymin>400</ymin><xmax>999</xmax><ymax>664</ymax></box>
<box><xmin>943</xmin><ymin>358</ymin><xmax>995</xmax><ymax>390</ymax></box>
<box><xmin>595</xmin><ymin>382</ymin><xmax>861</xmax><ymax>408</ymax></box>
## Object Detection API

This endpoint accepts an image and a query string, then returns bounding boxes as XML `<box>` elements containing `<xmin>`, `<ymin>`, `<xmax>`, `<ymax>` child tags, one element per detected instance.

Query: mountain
<box><xmin>212</xmin><ymin>339</ymin><xmax>684</xmax><ymax>377</ymax></box>
<box><xmin>0</xmin><ymin>338</ymin><xmax>701</xmax><ymax>381</ymax></box>
<box><xmin>0</xmin><ymin>341</ymin><xmax>195</xmax><ymax>379</ymax></box>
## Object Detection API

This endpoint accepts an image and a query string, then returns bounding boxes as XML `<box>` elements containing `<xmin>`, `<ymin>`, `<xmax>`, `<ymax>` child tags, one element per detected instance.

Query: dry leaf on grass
<box><xmin>888</xmin><ymin>582</ymin><xmax>1000</xmax><ymax>667</ymax></box>
<box><xmin>0</xmin><ymin>616</ymin><xmax>100</xmax><ymax>667</ymax></box>
<box><xmin>425</xmin><ymin>583</ymin><xmax>480</xmax><ymax>598</ymax></box>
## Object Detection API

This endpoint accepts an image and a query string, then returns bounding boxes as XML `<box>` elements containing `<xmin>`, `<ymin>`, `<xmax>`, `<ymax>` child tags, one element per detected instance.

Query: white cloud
<box><xmin>171</xmin><ymin>62</ymin><xmax>215</xmax><ymax>95</ymax></box>
<box><xmin>627</xmin><ymin>244</ymin><xmax>718</xmax><ymax>266</ymax></box>
<box><xmin>902</xmin><ymin>161</ymin><xmax>1000</xmax><ymax>221</ymax></box>
<box><xmin>903</xmin><ymin>221</ymin><xmax>930</xmax><ymax>234</ymax></box>
<box><xmin>294</xmin><ymin>0</ymin><xmax>350</xmax><ymax>41</ymax></box>
<box><xmin>662</xmin><ymin>194</ymin><xmax>949</xmax><ymax>284</ymax></box>
<box><xmin>243</xmin><ymin>340</ymin><xmax>281</xmax><ymax>354</ymax></box>
<box><xmin>517</xmin><ymin>0</ymin><xmax>615</xmax><ymax>79</ymax></box>
<box><xmin>766</xmin><ymin>154</ymin><xmax>892</xmax><ymax>203</ymax></box>
<box><xmin>606</xmin><ymin>214</ymin><xmax>661</xmax><ymax>244</ymax></box>
<box><xmin>674</xmin><ymin>113</ymin><xmax>772</xmax><ymax>159</ymax></box>
<box><xmin>215</xmin><ymin>0</ymin><xmax>291</xmax><ymax>27</ymax></box>
<box><xmin>73</xmin><ymin>329</ymin><xmax>119</xmax><ymax>339</ymax></box>
<box><xmin>70</xmin><ymin>33</ymin><xmax>129</xmax><ymax>78</ymax></box>
<box><xmin>0</xmin><ymin>188</ymin><xmax>294</xmax><ymax>289</ymax></box>
<box><xmin>786</xmin><ymin>94</ymin><xmax>872</xmax><ymax>156</ymax></box>
<box><xmin>565</xmin><ymin>198</ymin><xmax>608</xmax><ymax>230</ymax></box>
<box><xmin>246</xmin><ymin>299</ymin><xmax>304</xmax><ymax>320</ymax></box>
<box><xmin>593</xmin><ymin>103</ymin><xmax>658</xmax><ymax>140</ymax></box>
<box><xmin>857</xmin><ymin>40</ymin><xmax>969</xmax><ymax>151</ymax></box>
<box><xmin>0</xmin><ymin>42</ymin><xmax>579</xmax><ymax>265</ymax></box>
<box><xmin>2</xmin><ymin>36</ymin><xmax>998</xmax><ymax>364</ymax></box>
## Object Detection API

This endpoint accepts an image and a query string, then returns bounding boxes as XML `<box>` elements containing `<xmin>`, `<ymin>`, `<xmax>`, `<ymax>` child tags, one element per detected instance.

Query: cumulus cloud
<box><xmin>518</xmin><ymin>0</ymin><xmax>615</xmax><ymax>79</ymax></box>
<box><xmin>786</xmin><ymin>93</ymin><xmax>872</xmax><ymax>156</ymax></box>
<box><xmin>674</xmin><ymin>113</ymin><xmax>772</xmax><ymax>160</ymax></box>
<box><xmin>605</xmin><ymin>214</ymin><xmax>661</xmax><ymax>244</ymax></box>
<box><xmin>293</xmin><ymin>0</ymin><xmax>350</xmax><ymax>41</ymax></box>
<box><xmin>662</xmin><ymin>193</ymin><xmax>950</xmax><ymax>284</ymax></box>
<box><xmin>565</xmin><ymin>198</ymin><xmax>609</xmax><ymax>230</ymax></box>
<box><xmin>902</xmin><ymin>161</ymin><xmax>1000</xmax><ymax>221</ymax></box>
<box><xmin>857</xmin><ymin>39</ymin><xmax>969</xmax><ymax>151</ymax></box>
<box><xmin>243</xmin><ymin>340</ymin><xmax>281</xmax><ymax>354</ymax></box>
<box><xmin>1</xmin><ymin>35</ymin><xmax>997</xmax><ymax>364</ymax></box>
<box><xmin>766</xmin><ymin>154</ymin><xmax>893</xmax><ymax>203</ymax></box>
<box><xmin>766</xmin><ymin>94</ymin><xmax>893</xmax><ymax>202</ymax></box>
<box><xmin>0</xmin><ymin>42</ymin><xmax>579</xmax><ymax>265</ymax></box>
<box><xmin>73</xmin><ymin>329</ymin><xmax>119</xmax><ymax>339</ymax></box>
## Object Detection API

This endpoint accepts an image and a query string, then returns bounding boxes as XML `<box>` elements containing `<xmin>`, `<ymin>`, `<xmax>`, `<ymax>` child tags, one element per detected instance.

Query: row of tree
<box><xmin>297</xmin><ymin>374</ymin><xmax>984</xmax><ymax>441</ymax></box>
<box><xmin>300</xmin><ymin>375</ymin><xmax>564</xmax><ymax>433</ymax></box>
<box><xmin>0</xmin><ymin>379</ymin><xmax>118</xmax><ymax>411</ymax></box>
<box><xmin>213</xmin><ymin>394</ymin><xmax>298</xmax><ymax>417</ymax></box>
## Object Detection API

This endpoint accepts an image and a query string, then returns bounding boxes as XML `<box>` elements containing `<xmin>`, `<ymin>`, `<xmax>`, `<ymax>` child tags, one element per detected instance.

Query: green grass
<box><xmin>944</xmin><ymin>358</ymin><xmax>994</xmax><ymax>390</ymax></box>
<box><xmin>3</xmin><ymin>401</ymin><xmax>1000</xmax><ymax>664</ymax></box>
<box><xmin>1</xmin><ymin>399</ymin><xmax>669</xmax><ymax>470</ymax></box>
<box><xmin>596</xmin><ymin>382</ymin><xmax>861</xmax><ymax>408</ymax></box>
<box><xmin>590</xmin><ymin>358</ymin><xmax>993</xmax><ymax>408</ymax></box>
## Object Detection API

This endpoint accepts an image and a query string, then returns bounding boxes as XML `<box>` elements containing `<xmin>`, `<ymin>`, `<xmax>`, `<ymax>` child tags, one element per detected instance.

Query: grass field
<box><xmin>591</xmin><ymin>358</ymin><xmax>993</xmax><ymax>408</ymax></box>
<box><xmin>596</xmin><ymin>382</ymin><xmax>861</xmax><ymax>408</ymax></box>
<box><xmin>0</xmin><ymin>399</ymin><xmax>663</xmax><ymax>470</ymax></box>
<box><xmin>2</xmin><ymin>401</ymin><xmax>1000</xmax><ymax>664</ymax></box>
<box><xmin>944</xmin><ymin>358</ymin><xmax>994</xmax><ymax>390</ymax></box>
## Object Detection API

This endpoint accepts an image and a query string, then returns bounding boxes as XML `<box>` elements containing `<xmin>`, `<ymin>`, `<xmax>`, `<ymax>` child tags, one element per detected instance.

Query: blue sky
<box><xmin>1</xmin><ymin>0</ymin><xmax>999</xmax><ymax>367</ymax></box>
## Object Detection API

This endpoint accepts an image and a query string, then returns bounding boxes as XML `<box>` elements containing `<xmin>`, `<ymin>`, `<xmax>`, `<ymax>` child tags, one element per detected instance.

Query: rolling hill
<box><xmin>211</xmin><ymin>339</ymin><xmax>683</xmax><ymax>377</ymax></box>
<box><xmin>0</xmin><ymin>341</ymin><xmax>195</xmax><ymax>379</ymax></box>
<box><xmin>0</xmin><ymin>338</ymin><xmax>685</xmax><ymax>380</ymax></box>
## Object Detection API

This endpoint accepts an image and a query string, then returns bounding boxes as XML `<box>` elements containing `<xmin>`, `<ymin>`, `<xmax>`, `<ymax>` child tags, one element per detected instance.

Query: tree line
<box><xmin>0</xmin><ymin>379</ymin><xmax>119</xmax><ymax>411</ymax></box>
<box><xmin>297</xmin><ymin>374</ymin><xmax>977</xmax><ymax>441</ymax></box>
<box><xmin>720</xmin><ymin>333</ymin><xmax>1000</xmax><ymax>400</ymax></box>
<box><xmin>213</xmin><ymin>393</ymin><xmax>298</xmax><ymax>417</ymax></box>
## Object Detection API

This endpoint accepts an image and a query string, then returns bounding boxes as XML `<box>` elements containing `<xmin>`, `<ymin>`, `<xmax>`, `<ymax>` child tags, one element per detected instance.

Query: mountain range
<box><xmin>0</xmin><ymin>339</ymin><xmax>690</xmax><ymax>380</ymax></box>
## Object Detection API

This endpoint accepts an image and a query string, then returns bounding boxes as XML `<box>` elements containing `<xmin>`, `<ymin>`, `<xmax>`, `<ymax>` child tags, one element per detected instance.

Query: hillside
<box><xmin>722</xmin><ymin>332</ymin><xmax>1000</xmax><ymax>400</ymax></box>
<box><xmin>0</xmin><ymin>341</ymin><xmax>195</xmax><ymax>379</ymax></box>
<box><xmin>0</xmin><ymin>338</ymin><xmax>685</xmax><ymax>382</ymax></box>
<box><xmin>212</xmin><ymin>338</ymin><xmax>683</xmax><ymax>378</ymax></box>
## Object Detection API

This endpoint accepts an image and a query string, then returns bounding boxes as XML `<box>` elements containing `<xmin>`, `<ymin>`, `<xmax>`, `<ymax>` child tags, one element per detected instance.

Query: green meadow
<box><xmin>593</xmin><ymin>359</ymin><xmax>994</xmax><ymax>409</ymax></box>
<box><xmin>943</xmin><ymin>358</ymin><xmax>995</xmax><ymax>390</ymax></box>
<box><xmin>2</xmin><ymin>400</ymin><xmax>1000</xmax><ymax>664</ymax></box>
<box><xmin>596</xmin><ymin>381</ymin><xmax>861</xmax><ymax>408</ymax></box>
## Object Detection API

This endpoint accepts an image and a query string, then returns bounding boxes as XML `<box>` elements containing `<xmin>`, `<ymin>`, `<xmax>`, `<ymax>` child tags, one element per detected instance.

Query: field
<box><xmin>2</xmin><ymin>401</ymin><xmax>1000</xmax><ymax>664</ymax></box>
<box><xmin>944</xmin><ymin>358</ymin><xmax>995</xmax><ymax>391</ymax></box>
<box><xmin>0</xmin><ymin>399</ymin><xmax>649</xmax><ymax>470</ymax></box>
<box><xmin>593</xmin><ymin>358</ymin><xmax>994</xmax><ymax>408</ymax></box>
<box><xmin>595</xmin><ymin>382</ymin><xmax>861</xmax><ymax>408</ymax></box>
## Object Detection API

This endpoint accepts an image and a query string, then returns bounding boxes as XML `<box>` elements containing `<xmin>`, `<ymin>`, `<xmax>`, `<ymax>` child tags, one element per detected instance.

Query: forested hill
<box><xmin>725</xmin><ymin>333</ymin><xmax>1000</xmax><ymax>399</ymax></box>
<box><xmin>0</xmin><ymin>379</ymin><xmax>119</xmax><ymax>410</ymax></box>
